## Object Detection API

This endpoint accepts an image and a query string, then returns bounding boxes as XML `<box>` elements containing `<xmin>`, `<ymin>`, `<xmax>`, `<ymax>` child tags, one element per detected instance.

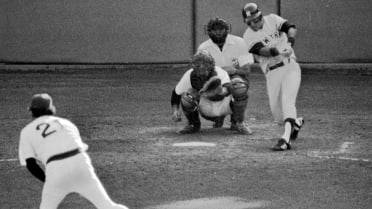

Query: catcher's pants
<box><xmin>40</xmin><ymin>152</ymin><xmax>128</xmax><ymax>209</ymax></box>
<box><xmin>198</xmin><ymin>95</ymin><xmax>232</xmax><ymax>118</ymax></box>
<box><xmin>265</xmin><ymin>58</ymin><xmax>301</xmax><ymax>122</ymax></box>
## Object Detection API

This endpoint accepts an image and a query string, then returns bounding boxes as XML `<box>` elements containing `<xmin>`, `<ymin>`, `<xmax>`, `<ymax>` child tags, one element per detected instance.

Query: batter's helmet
<box><xmin>242</xmin><ymin>3</ymin><xmax>262</xmax><ymax>23</ymax></box>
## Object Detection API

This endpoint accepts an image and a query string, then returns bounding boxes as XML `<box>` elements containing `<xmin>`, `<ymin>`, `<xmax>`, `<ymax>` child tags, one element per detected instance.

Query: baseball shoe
<box><xmin>290</xmin><ymin>117</ymin><xmax>304</xmax><ymax>141</ymax></box>
<box><xmin>230</xmin><ymin>122</ymin><xmax>252</xmax><ymax>135</ymax></box>
<box><xmin>273</xmin><ymin>138</ymin><xmax>291</xmax><ymax>151</ymax></box>
<box><xmin>213</xmin><ymin>117</ymin><xmax>225</xmax><ymax>128</ymax></box>
<box><xmin>178</xmin><ymin>124</ymin><xmax>201</xmax><ymax>134</ymax></box>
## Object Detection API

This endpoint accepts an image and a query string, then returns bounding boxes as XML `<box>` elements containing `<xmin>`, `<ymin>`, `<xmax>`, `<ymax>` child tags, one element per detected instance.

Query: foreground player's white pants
<box><xmin>40</xmin><ymin>152</ymin><xmax>128</xmax><ymax>209</ymax></box>
<box><xmin>265</xmin><ymin>58</ymin><xmax>301</xmax><ymax>122</ymax></box>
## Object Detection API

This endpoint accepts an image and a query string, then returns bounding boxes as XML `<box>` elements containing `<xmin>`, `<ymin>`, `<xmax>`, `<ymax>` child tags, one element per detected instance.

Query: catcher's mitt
<box><xmin>199</xmin><ymin>76</ymin><xmax>225</xmax><ymax>101</ymax></box>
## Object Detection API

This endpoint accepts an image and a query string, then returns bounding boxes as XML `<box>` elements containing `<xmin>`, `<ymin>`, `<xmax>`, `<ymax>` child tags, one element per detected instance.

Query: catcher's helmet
<box><xmin>192</xmin><ymin>50</ymin><xmax>215</xmax><ymax>68</ymax></box>
<box><xmin>242</xmin><ymin>3</ymin><xmax>262</xmax><ymax>23</ymax></box>
<box><xmin>205</xmin><ymin>17</ymin><xmax>230</xmax><ymax>44</ymax></box>
<box><xmin>191</xmin><ymin>50</ymin><xmax>215</xmax><ymax>78</ymax></box>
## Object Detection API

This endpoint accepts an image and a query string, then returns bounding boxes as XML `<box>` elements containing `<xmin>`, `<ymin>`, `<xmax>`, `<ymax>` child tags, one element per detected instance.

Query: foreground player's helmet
<box><xmin>205</xmin><ymin>17</ymin><xmax>230</xmax><ymax>44</ymax></box>
<box><xmin>242</xmin><ymin>3</ymin><xmax>262</xmax><ymax>24</ymax></box>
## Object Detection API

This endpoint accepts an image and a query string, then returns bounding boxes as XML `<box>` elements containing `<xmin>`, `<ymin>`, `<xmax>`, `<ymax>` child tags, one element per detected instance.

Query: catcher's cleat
<box><xmin>230</xmin><ymin>122</ymin><xmax>252</xmax><ymax>135</ymax></box>
<box><xmin>178</xmin><ymin>124</ymin><xmax>201</xmax><ymax>134</ymax></box>
<box><xmin>273</xmin><ymin>138</ymin><xmax>291</xmax><ymax>151</ymax></box>
<box><xmin>213</xmin><ymin>117</ymin><xmax>225</xmax><ymax>128</ymax></box>
<box><xmin>290</xmin><ymin>117</ymin><xmax>304</xmax><ymax>141</ymax></box>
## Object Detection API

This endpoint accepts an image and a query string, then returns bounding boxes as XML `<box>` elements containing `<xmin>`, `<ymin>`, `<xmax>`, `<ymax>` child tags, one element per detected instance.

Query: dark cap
<box><xmin>29</xmin><ymin>93</ymin><xmax>55</xmax><ymax>112</ymax></box>
<box><xmin>242</xmin><ymin>3</ymin><xmax>262</xmax><ymax>22</ymax></box>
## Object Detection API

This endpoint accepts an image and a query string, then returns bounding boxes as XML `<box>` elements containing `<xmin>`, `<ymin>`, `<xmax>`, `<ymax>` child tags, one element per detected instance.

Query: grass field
<box><xmin>0</xmin><ymin>66</ymin><xmax>371</xmax><ymax>209</ymax></box>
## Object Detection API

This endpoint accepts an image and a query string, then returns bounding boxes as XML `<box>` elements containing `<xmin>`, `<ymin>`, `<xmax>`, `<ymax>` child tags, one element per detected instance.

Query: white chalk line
<box><xmin>307</xmin><ymin>141</ymin><xmax>371</xmax><ymax>163</ymax></box>
<box><xmin>0</xmin><ymin>158</ymin><xmax>18</xmax><ymax>162</ymax></box>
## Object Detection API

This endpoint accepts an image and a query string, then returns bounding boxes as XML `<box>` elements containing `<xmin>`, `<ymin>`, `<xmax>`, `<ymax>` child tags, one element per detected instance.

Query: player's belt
<box><xmin>268</xmin><ymin>58</ymin><xmax>291</xmax><ymax>71</ymax></box>
<box><xmin>46</xmin><ymin>148</ymin><xmax>81</xmax><ymax>164</ymax></box>
<box><xmin>268</xmin><ymin>61</ymin><xmax>284</xmax><ymax>71</ymax></box>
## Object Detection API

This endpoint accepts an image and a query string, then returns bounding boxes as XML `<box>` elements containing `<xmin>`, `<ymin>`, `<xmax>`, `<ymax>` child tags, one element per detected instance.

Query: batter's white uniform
<box><xmin>19</xmin><ymin>115</ymin><xmax>128</xmax><ymax>209</ymax></box>
<box><xmin>243</xmin><ymin>14</ymin><xmax>301</xmax><ymax>122</ymax></box>
<box><xmin>198</xmin><ymin>34</ymin><xmax>254</xmax><ymax>68</ymax></box>
<box><xmin>175</xmin><ymin>66</ymin><xmax>232</xmax><ymax>117</ymax></box>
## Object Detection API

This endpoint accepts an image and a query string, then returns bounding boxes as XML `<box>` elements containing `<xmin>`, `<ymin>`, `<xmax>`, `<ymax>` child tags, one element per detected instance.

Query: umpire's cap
<box><xmin>242</xmin><ymin>3</ymin><xmax>262</xmax><ymax>23</ymax></box>
<box><xmin>28</xmin><ymin>93</ymin><xmax>56</xmax><ymax>113</ymax></box>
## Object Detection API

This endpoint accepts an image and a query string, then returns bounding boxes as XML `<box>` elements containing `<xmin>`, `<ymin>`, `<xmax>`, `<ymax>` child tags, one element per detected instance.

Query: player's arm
<box><xmin>171</xmin><ymin>89</ymin><xmax>181</xmax><ymax>111</ymax></box>
<box><xmin>280</xmin><ymin>21</ymin><xmax>297</xmax><ymax>46</ymax></box>
<box><xmin>249</xmin><ymin>42</ymin><xmax>280</xmax><ymax>57</ymax></box>
<box><xmin>25</xmin><ymin>158</ymin><xmax>45</xmax><ymax>182</ymax></box>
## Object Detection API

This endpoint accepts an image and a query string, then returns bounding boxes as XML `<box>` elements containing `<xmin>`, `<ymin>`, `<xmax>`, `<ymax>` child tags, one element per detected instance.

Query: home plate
<box><xmin>173</xmin><ymin>142</ymin><xmax>216</xmax><ymax>147</ymax></box>
<box><xmin>145</xmin><ymin>196</ymin><xmax>269</xmax><ymax>209</ymax></box>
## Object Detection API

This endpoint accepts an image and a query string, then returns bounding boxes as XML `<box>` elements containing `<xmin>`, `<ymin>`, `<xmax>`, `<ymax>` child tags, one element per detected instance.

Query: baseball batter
<box><xmin>197</xmin><ymin>17</ymin><xmax>254</xmax><ymax>134</ymax></box>
<box><xmin>241</xmin><ymin>3</ymin><xmax>304</xmax><ymax>150</ymax></box>
<box><xmin>171</xmin><ymin>50</ymin><xmax>251</xmax><ymax>134</ymax></box>
<box><xmin>18</xmin><ymin>93</ymin><xmax>129</xmax><ymax>209</ymax></box>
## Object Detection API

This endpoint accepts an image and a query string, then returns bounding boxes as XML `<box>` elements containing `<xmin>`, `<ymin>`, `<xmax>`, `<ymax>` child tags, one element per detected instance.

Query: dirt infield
<box><xmin>0</xmin><ymin>67</ymin><xmax>371</xmax><ymax>209</ymax></box>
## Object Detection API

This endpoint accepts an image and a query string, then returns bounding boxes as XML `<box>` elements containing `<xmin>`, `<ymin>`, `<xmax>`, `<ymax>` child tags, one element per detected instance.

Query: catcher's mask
<box><xmin>242</xmin><ymin>3</ymin><xmax>263</xmax><ymax>25</ymax></box>
<box><xmin>191</xmin><ymin>50</ymin><xmax>215</xmax><ymax>78</ymax></box>
<box><xmin>204</xmin><ymin>17</ymin><xmax>230</xmax><ymax>45</ymax></box>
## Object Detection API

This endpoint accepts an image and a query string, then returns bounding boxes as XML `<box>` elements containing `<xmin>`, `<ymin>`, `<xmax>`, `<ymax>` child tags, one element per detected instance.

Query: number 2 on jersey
<box><xmin>36</xmin><ymin>123</ymin><xmax>56</xmax><ymax>138</ymax></box>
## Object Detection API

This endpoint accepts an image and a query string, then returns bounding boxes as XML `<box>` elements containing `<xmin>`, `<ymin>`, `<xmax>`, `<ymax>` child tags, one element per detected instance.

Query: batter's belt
<box><xmin>268</xmin><ymin>58</ymin><xmax>291</xmax><ymax>71</ymax></box>
<box><xmin>46</xmin><ymin>148</ymin><xmax>81</xmax><ymax>164</ymax></box>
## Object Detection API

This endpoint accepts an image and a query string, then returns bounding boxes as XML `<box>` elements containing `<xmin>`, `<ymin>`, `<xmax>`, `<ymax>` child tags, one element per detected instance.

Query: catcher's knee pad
<box><xmin>181</xmin><ymin>92</ymin><xmax>199</xmax><ymax>113</ymax></box>
<box><xmin>231</xmin><ymin>76</ymin><xmax>248</xmax><ymax>101</ymax></box>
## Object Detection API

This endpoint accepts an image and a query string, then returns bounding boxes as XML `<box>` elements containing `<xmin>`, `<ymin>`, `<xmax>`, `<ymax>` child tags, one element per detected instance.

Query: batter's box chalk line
<box><xmin>307</xmin><ymin>142</ymin><xmax>371</xmax><ymax>162</ymax></box>
<box><xmin>0</xmin><ymin>158</ymin><xmax>18</xmax><ymax>162</ymax></box>
<box><xmin>144</xmin><ymin>196</ymin><xmax>270</xmax><ymax>209</ymax></box>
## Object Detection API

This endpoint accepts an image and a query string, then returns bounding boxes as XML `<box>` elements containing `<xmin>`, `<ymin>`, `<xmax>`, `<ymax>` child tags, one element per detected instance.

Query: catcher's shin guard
<box><xmin>181</xmin><ymin>92</ymin><xmax>201</xmax><ymax>126</ymax></box>
<box><xmin>230</xmin><ymin>76</ymin><xmax>249</xmax><ymax>123</ymax></box>
<box><xmin>230</xmin><ymin>99</ymin><xmax>248</xmax><ymax>123</ymax></box>
<box><xmin>181</xmin><ymin>92</ymin><xmax>199</xmax><ymax>112</ymax></box>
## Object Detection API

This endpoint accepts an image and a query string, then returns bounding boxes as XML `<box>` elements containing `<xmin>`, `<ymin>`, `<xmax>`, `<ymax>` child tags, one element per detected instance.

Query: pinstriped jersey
<box><xmin>243</xmin><ymin>14</ymin><xmax>297</xmax><ymax>73</ymax></box>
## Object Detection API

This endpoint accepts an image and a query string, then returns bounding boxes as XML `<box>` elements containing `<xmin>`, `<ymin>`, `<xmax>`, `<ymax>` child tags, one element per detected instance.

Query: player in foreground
<box><xmin>197</xmin><ymin>17</ymin><xmax>254</xmax><ymax>134</ymax></box>
<box><xmin>171</xmin><ymin>50</ymin><xmax>251</xmax><ymax>135</ymax></box>
<box><xmin>18</xmin><ymin>93</ymin><xmax>129</xmax><ymax>209</ymax></box>
<box><xmin>241</xmin><ymin>2</ymin><xmax>304</xmax><ymax>150</ymax></box>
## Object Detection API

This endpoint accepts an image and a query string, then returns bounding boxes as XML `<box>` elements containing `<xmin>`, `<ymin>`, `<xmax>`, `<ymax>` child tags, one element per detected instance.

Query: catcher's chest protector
<box><xmin>190</xmin><ymin>70</ymin><xmax>217</xmax><ymax>91</ymax></box>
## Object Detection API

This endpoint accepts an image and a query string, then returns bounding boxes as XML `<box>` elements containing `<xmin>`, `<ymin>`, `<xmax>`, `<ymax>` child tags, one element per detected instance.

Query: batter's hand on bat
<box><xmin>232</xmin><ymin>58</ymin><xmax>240</xmax><ymax>68</ymax></box>
<box><xmin>171</xmin><ymin>110</ymin><xmax>182</xmax><ymax>122</ymax></box>
<box><xmin>280</xmin><ymin>48</ymin><xmax>293</xmax><ymax>57</ymax></box>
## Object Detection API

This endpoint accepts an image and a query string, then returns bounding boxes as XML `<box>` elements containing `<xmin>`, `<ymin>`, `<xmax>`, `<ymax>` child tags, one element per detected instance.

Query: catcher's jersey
<box><xmin>19</xmin><ymin>115</ymin><xmax>88</xmax><ymax>166</ymax></box>
<box><xmin>175</xmin><ymin>66</ymin><xmax>230</xmax><ymax>95</ymax></box>
<box><xmin>243</xmin><ymin>14</ymin><xmax>297</xmax><ymax>73</ymax></box>
<box><xmin>198</xmin><ymin>34</ymin><xmax>254</xmax><ymax>67</ymax></box>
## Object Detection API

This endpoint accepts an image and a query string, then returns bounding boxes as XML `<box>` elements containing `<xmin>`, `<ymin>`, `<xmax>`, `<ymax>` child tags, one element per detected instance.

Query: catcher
<box><xmin>170</xmin><ymin>50</ymin><xmax>251</xmax><ymax>134</ymax></box>
<box><xmin>198</xmin><ymin>16</ymin><xmax>254</xmax><ymax>134</ymax></box>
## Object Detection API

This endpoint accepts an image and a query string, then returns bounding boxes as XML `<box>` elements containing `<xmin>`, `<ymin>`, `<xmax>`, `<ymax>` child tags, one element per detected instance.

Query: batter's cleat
<box><xmin>290</xmin><ymin>117</ymin><xmax>304</xmax><ymax>141</ymax></box>
<box><xmin>230</xmin><ymin>122</ymin><xmax>252</xmax><ymax>135</ymax></box>
<box><xmin>273</xmin><ymin>138</ymin><xmax>291</xmax><ymax>151</ymax></box>
<box><xmin>178</xmin><ymin>124</ymin><xmax>201</xmax><ymax>134</ymax></box>
<box><xmin>213</xmin><ymin>117</ymin><xmax>225</xmax><ymax>128</ymax></box>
